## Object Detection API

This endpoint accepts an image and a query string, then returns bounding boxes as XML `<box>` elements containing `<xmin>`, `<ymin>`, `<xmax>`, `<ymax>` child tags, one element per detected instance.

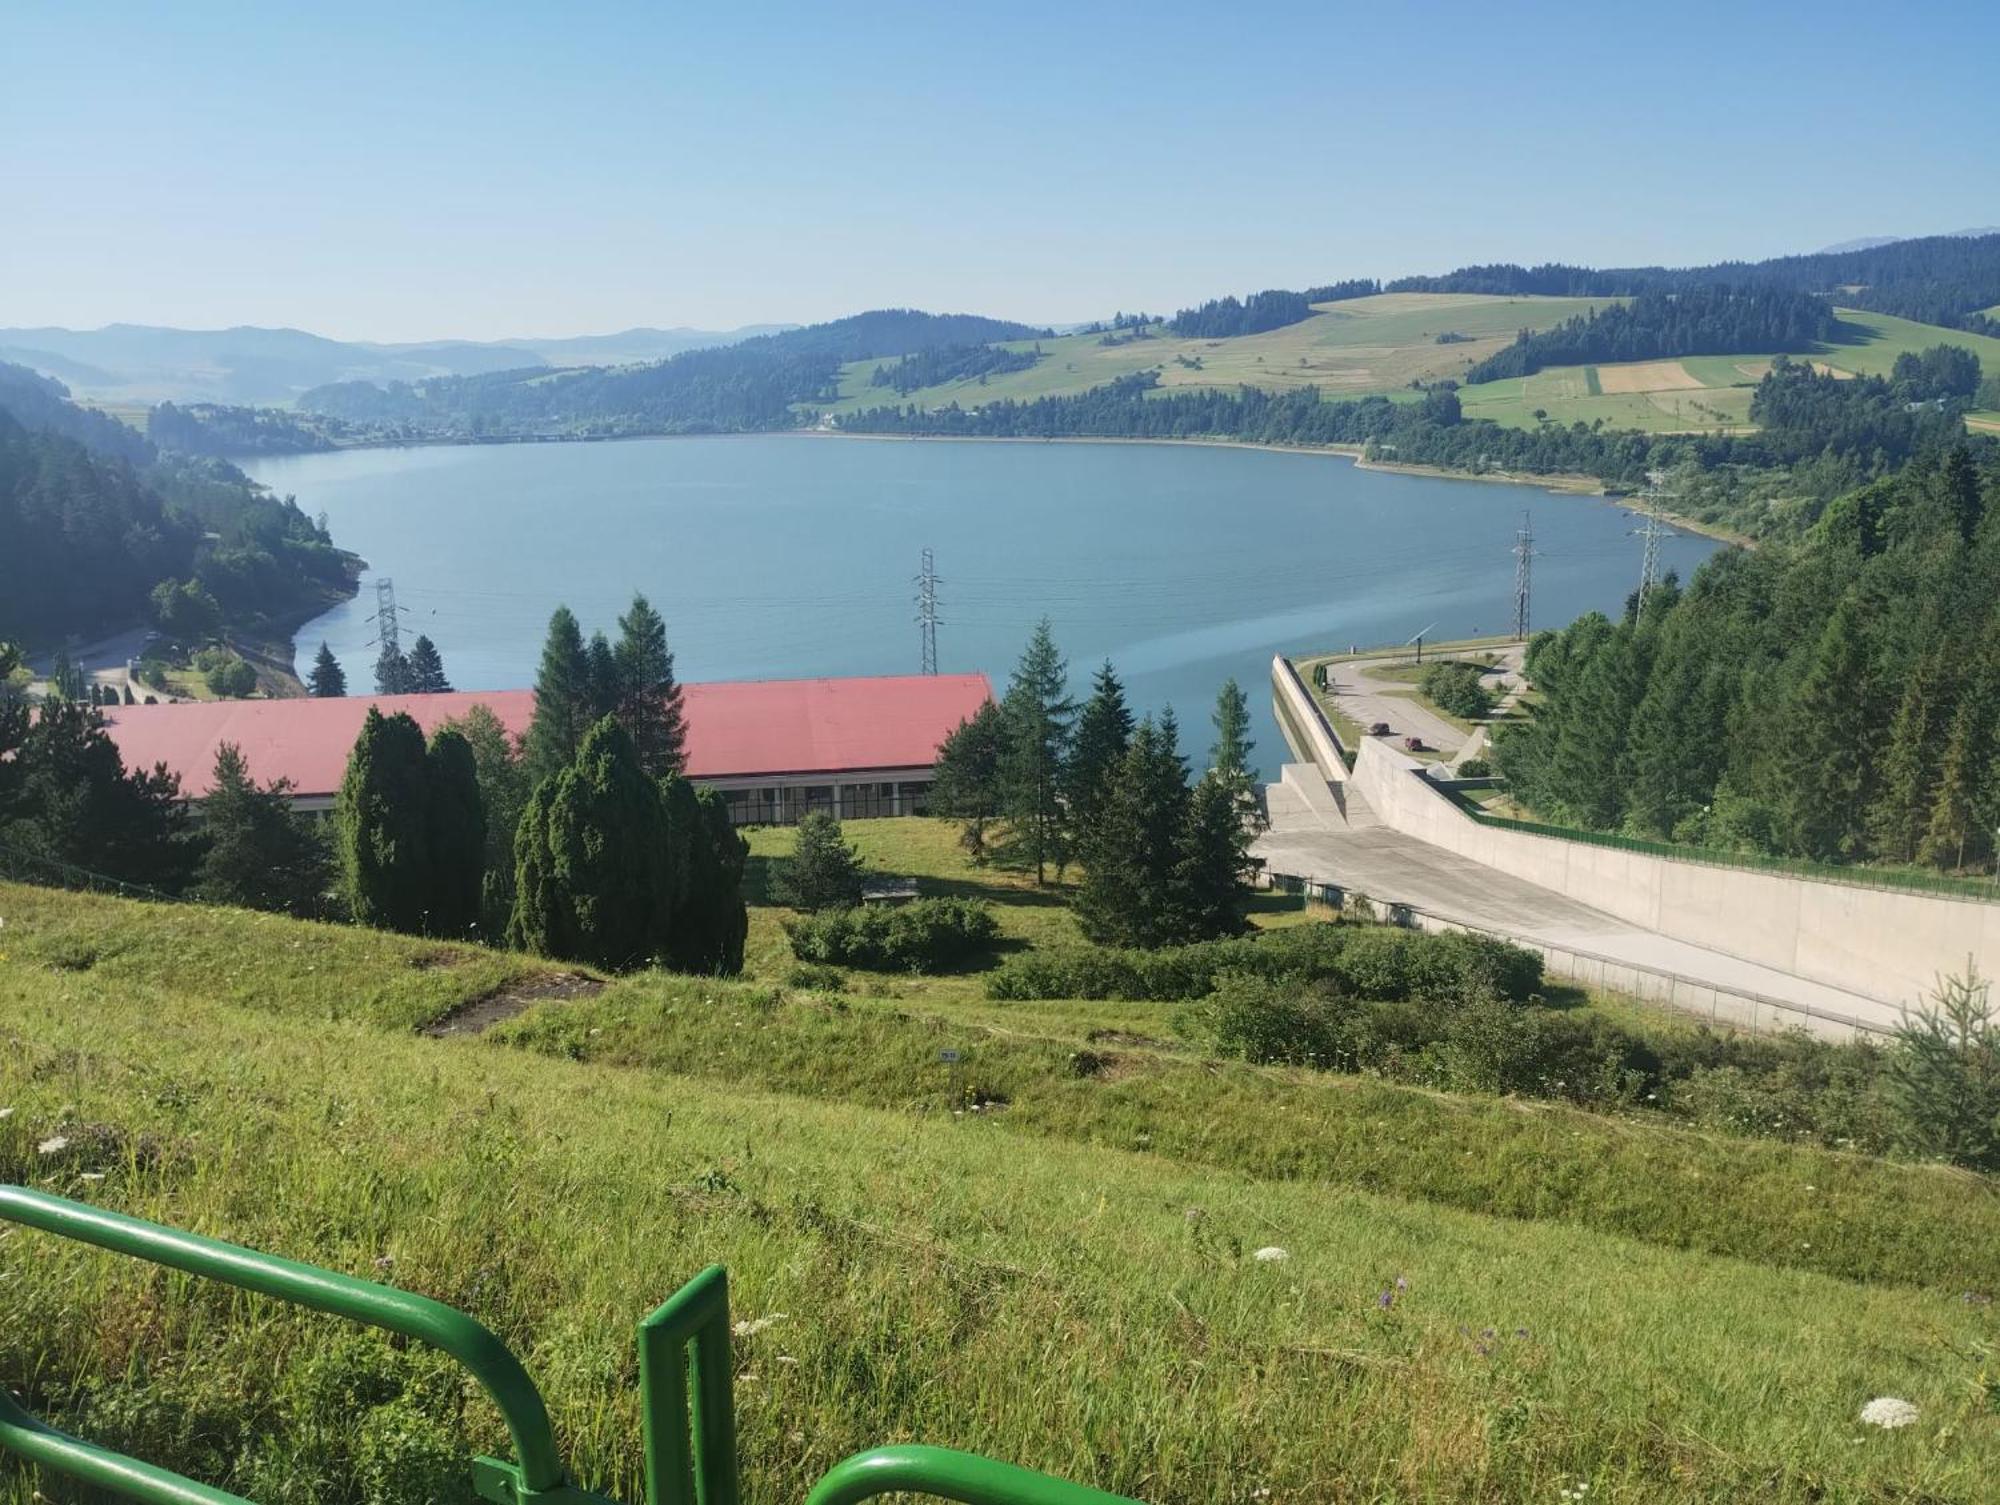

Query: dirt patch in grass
<box><xmin>1595</xmin><ymin>360</ymin><xmax>1702</xmax><ymax>394</ymax></box>
<box><xmin>422</xmin><ymin>972</ymin><xmax>606</xmax><ymax>1037</ymax></box>
<box><xmin>1086</xmin><ymin>1028</ymin><xmax>1173</xmax><ymax>1051</ymax></box>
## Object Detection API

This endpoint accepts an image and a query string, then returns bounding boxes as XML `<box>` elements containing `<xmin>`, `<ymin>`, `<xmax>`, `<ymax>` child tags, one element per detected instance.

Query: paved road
<box><xmin>1311</xmin><ymin>647</ymin><xmax>1522</xmax><ymax>765</ymax></box>
<box><xmin>1256</xmin><ymin>771</ymin><xmax>1904</xmax><ymax>1034</ymax></box>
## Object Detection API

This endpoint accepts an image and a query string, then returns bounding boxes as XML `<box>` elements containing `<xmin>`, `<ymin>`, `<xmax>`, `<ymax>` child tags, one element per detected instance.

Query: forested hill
<box><xmin>298</xmin><ymin>309</ymin><xmax>1051</xmax><ymax>437</ymax></box>
<box><xmin>1464</xmin><ymin>288</ymin><xmax>1838</xmax><ymax>382</ymax></box>
<box><xmin>0</xmin><ymin>363</ymin><xmax>355</xmax><ymax>644</ymax></box>
<box><xmin>1389</xmin><ymin>232</ymin><xmax>2000</xmax><ymax>332</ymax></box>
<box><xmin>1494</xmin><ymin>448</ymin><xmax>2000</xmax><ymax>874</ymax></box>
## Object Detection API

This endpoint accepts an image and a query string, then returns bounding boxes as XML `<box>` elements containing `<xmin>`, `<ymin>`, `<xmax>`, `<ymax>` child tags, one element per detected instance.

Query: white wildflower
<box><xmin>1859</xmin><ymin>1396</ymin><xmax>1919</xmax><ymax>1429</ymax></box>
<box><xmin>732</xmin><ymin>1313</ymin><xmax>786</xmax><ymax>1339</ymax></box>
<box><xmin>1252</xmin><ymin>1246</ymin><xmax>1289</xmax><ymax>1263</ymax></box>
<box><xmin>0</xmin><ymin>1107</ymin><xmax>12</xmax><ymax>1119</ymax></box>
<box><xmin>79</xmin><ymin>1172</ymin><xmax>105</xmax><ymax>1182</ymax></box>
<box><xmin>36</xmin><ymin>1135</ymin><xmax>68</xmax><ymax>1156</ymax></box>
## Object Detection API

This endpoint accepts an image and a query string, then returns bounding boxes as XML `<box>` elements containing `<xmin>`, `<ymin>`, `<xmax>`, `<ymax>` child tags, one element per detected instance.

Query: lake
<box><xmin>249</xmin><ymin>435</ymin><xmax>1721</xmax><ymax>779</ymax></box>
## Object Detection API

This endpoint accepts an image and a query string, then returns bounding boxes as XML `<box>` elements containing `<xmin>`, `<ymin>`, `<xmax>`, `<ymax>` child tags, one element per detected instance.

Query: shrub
<box><xmin>784</xmin><ymin>897</ymin><xmax>999</xmax><ymax>973</ymax></box>
<box><xmin>1456</xmin><ymin>757</ymin><xmax>1493</xmax><ymax>778</ymax></box>
<box><xmin>775</xmin><ymin>812</ymin><xmax>864</xmax><ymax>912</ymax></box>
<box><xmin>987</xmin><ymin>922</ymin><xmax>1541</xmax><ymax>1005</ymax></box>
<box><xmin>786</xmin><ymin>962</ymin><xmax>848</xmax><ymax>992</ymax></box>
<box><xmin>1420</xmin><ymin>660</ymin><xmax>1493</xmax><ymax>720</ymax></box>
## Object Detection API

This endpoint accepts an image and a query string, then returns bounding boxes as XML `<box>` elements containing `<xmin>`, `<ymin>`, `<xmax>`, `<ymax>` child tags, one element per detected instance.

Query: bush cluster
<box><xmin>785</xmin><ymin>897</ymin><xmax>999</xmax><ymax>973</ymax></box>
<box><xmin>1419</xmin><ymin>660</ymin><xmax>1493</xmax><ymax>720</ymax></box>
<box><xmin>986</xmin><ymin>923</ymin><xmax>1542</xmax><ymax>1005</ymax></box>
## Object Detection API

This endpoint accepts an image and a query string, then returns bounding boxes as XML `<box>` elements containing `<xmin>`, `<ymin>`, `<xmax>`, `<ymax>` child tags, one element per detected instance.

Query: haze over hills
<box><xmin>0</xmin><ymin>321</ymin><xmax>794</xmax><ymax>406</ymax></box>
<box><xmin>1817</xmin><ymin>226</ymin><xmax>2000</xmax><ymax>254</ymax></box>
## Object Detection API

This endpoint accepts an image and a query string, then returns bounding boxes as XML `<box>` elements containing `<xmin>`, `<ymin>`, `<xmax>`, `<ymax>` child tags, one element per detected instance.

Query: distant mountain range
<box><xmin>0</xmin><ymin>322</ymin><xmax>798</xmax><ymax>406</ymax></box>
<box><xmin>1816</xmin><ymin>227</ymin><xmax>2000</xmax><ymax>255</ymax></box>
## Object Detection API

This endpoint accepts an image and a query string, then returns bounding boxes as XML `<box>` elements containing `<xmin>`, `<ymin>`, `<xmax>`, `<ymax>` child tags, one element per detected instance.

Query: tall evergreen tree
<box><xmin>1063</xmin><ymin>661</ymin><xmax>1133</xmax><ymax>839</ymax></box>
<box><xmin>1073</xmin><ymin>714</ymin><xmax>1191</xmax><ymax>947</ymax></box>
<box><xmin>1208</xmin><ymin>676</ymin><xmax>1262</xmax><ymax>831</ymax></box>
<box><xmin>307</xmin><ymin>642</ymin><xmax>347</xmax><ymax>698</ymax></box>
<box><xmin>440</xmin><ymin>703</ymin><xmax>532</xmax><ymax>933</ymax></box>
<box><xmin>1177</xmin><ymin>770</ymin><xmax>1255</xmax><ymax>941</ymax></box>
<box><xmin>509</xmin><ymin>717</ymin><xmax>680</xmax><ymax>970</ymax></box>
<box><xmin>661</xmin><ymin>774</ymin><xmax>748</xmax><ymax>974</ymax></box>
<box><xmin>1777</xmin><ymin>596</ymin><xmax>1882</xmax><ymax>862</ymax></box>
<box><xmin>192</xmin><ymin>743</ymin><xmax>329</xmax><ymax>915</ymax></box>
<box><xmin>775</xmin><ymin>811</ymin><xmax>865</xmax><ymax>912</ymax></box>
<box><xmin>406</xmin><ymin>634</ymin><xmax>452</xmax><ymax>694</ymax></box>
<box><xmin>374</xmin><ymin>642</ymin><xmax>413</xmax><ymax>696</ymax></box>
<box><xmin>1873</xmin><ymin>642</ymin><xmax>1954</xmax><ymax>863</ymax></box>
<box><xmin>587</xmin><ymin>632</ymin><xmax>619</xmax><ymax>720</ymax></box>
<box><xmin>998</xmin><ymin>618</ymin><xmax>1075</xmax><ymax>885</ymax></box>
<box><xmin>1919</xmin><ymin>652</ymin><xmax>1999</xmax><ymax>871</ymax></box>
<box><xmin>524</xmin><ymin>607</ymin><xmax>596</xmax><ymax>786</ymax></box>
<box><xmin>335</xmin><ymin>708</ymin><xmax>434</xmax><ymax>932</ymax></box>
<box><xmin>931</xmin><ymin>699</ymin><xmax>1006</xmax><ymax>862</ymax></box>
<box><xmin>425</xmin><ymin>727</ymin><xmax>486</xmax><ymax>936</ymax></box>
<box><xmin>613</xmin><ymin>593</ymin><xmax>687</xmax><ymax>776</ymax></box>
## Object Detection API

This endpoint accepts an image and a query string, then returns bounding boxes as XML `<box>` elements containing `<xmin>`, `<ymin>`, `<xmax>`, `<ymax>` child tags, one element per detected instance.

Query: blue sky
<box><xmin>2</xmin><ymin>0</ymin><xmax>1993</xmax><ymax>341</ymax></box>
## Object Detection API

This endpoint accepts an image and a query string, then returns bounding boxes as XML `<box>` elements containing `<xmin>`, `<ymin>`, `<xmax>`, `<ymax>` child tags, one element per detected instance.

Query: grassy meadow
<box><xmin>5</xmin><ymin>824</ymin><xmax>2000</xmax><ymax>1503</ymax></box>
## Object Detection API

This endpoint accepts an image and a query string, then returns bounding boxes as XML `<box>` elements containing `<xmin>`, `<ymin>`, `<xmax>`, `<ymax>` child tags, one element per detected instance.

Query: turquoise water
<box><xmin>250</xmin><ymin>435</ymin><xmax>1720</xmax><ymax>778</ymax></box>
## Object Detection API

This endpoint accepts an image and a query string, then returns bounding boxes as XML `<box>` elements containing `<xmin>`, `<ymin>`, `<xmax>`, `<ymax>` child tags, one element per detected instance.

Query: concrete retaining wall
<box><xmin>1270</xmin><ymin>656</ymin><xmax>1347</xmax><ymax>785</ymax></box>
<box><xmin>1349</xmin><ymin>733</ymin><xmax>2000</xmax><ymax>1011</ymax></box>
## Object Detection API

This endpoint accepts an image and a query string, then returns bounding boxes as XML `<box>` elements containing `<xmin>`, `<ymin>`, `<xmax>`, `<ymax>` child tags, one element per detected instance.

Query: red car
<box><xmin>1403</xmin><ymin>736</ymin><xmax>1425</xmax><ymax>753</ymax></box>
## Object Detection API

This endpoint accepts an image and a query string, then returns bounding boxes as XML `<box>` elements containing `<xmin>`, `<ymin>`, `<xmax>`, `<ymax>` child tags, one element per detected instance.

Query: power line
<box><xmin>1512</xmin><ymin>510</ymin><xmax>1536</xmax><ymax>640</ymax></box>
<box><xmin>914</xmin><ymin>548</ymin><xmax>941</xmax><ymax>675</ymax></box>
<box><xmin>1632</xmin><ymin>474</ymin><xmax>1671</xmax><ymax>612</ymax></box>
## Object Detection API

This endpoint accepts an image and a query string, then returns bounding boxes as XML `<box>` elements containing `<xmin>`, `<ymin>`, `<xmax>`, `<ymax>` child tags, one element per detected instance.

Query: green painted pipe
<box><xmin>803</xmin><ymin>1446</ymin><xmax>1141</xmax><ymax>1505</ymax></box>
<box><xmin>0</xmin><ymin>1186</ymin><xmax>568</xmax><ymax>1498</ymax></box>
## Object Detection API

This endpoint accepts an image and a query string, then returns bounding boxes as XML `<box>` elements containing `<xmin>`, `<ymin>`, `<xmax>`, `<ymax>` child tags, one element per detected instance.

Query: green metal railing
<box><xmin>1443</xmin><ymin>790</ymin><xmax>2000</xmax><ymax>904</ymax></box>
<box><xmin>0</xmin><ymin>1187</ymin><xmax>1139</xmax><ymax>1505</ymax></box>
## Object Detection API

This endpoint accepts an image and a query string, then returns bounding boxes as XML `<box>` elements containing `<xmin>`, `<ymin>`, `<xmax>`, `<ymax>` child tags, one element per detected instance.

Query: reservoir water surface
<box><xmin>250</xmin><ymin>435</ymin><xmax>1720</xmax><ymax>778</ymax></box>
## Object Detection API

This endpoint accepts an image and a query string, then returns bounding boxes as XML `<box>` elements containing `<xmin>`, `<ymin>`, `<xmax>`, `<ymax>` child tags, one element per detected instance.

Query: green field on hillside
<box><xmin>6</xmin><ymin>820</ymin><xmax>2000</xmax><ymax>1503</ymax></box>
<box><xmin>817</xmin><ymin>293</ymin><xmax>1614</xmax><ymax>417</ymax></box>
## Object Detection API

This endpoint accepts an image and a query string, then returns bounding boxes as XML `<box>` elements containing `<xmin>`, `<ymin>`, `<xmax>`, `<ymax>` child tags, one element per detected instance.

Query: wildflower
<box><xmin>1377</xmin><ymin>1289</ymin><xmax>1394</xmax><ymax>1309</ymax></box>
<box><xmin>0</xmin><ymin>1107</ymin><xmax>12</xmax><ymax>1119</ymax></box>
<box><xmin>79</xmin><ymin>1172</ymin><xmax>105</xmax><ymax>1183</ymax></box>
<box><xmin>1394</xmin><ymin>1275</ymin><xmax>1409</xmax><ymax>1290</ymax></box>
<box><xmin>373</xmin><ymin>1255</ymin><xmax>396</xmax><ymax>1271</ymax></box>
<box><xmin>36</xmin><ymin>1135</ymin><xmax>68</xmax><ymax>1156</ymax></box>
<box><xmin>733</xmin><ymin>1314</ymin><xmax>787</xmax><ymax>1338</ymax></box>
<box><xmin>1184</xmin><ymin>1206</ymin><xmax>1206</xmax><ymax>1223</ymax></box>
<box><xmin>1859</xmin><ymin>1397</ymin><xmax>1919</xmax><ymax>1429</ymax></box>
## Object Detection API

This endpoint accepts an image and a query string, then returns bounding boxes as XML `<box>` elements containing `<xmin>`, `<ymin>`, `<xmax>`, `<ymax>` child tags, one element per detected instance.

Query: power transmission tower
<box><xmin>367</xmin><ymin>577</ymin><xmax>403</xmax><ymax>653</ymax></box>
<box><xmin>1511</xmin><ymin>510</ymin><xmax>1536</xmax><ymax>640</ymax></box>
<box><xmin>914</xmin><ymin>548</ymin><xmax>940</xmax><ymax>675</ymax></box>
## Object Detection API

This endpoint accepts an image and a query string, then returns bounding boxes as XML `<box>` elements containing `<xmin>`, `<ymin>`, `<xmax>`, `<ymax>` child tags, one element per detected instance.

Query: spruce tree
<box><xmin>613</xmin><ymin>593</ymin><xmax>687</xmax><ymax>776</ymax></box>
<box><xmin>1888</xmin><ymin>964</ymin><xmax>2000</xmax><ymax>1170</ymax></box>
<box><xmin>1778</xmin><ymin>596</ymin><xmax>1881</xmax><ymax>861</ymax></box>
<box><xmin>308</xmin><ymin>642</ymin><xmax>347</xmax><ymax>698</ymax></box>
<box><xmin>374</xmin><ymin>642</ymin><xmax>413</xmax><ymax>696</ymax></box>
<box><xmin>509</xmin><ymin>717</ymin><xmax>679</xmax><ymax>970</ymax></box>
<box><xmin>1208</xmin><ymin>676</ymin><xmax>1262</xmax><ymax>831</ymax></box>
<box><xmin>440</xmin><ymin>703</ymin><xmax>532</xmax><ymax>933</ymax></box>
<box><xmin>193</xmin><ymin>743</ymin><xmax>329</xmax><ymax>915</ymax></box>
<box><xmin>425</xmin><ymin>727</ymin><xmax>486</xmax><ymax>936</ymax></box>
<box><xmin>1873</xmin><ymin>643</ymin><xmax>1953</xmax><ymax>863</ymax></box>
<box><xmin>525</xmin><ymin>607</ymin><xmax>595</xmax><ymax>785</ymax></box>
<box><xmin>776</xmin><ymin>811</ymin><xmax>865</xmax><ymax>912</ymax></box>
<box><xmin>335</xmin><ymin>708</ymin><xmax>434</xmax><ymax>933</ymax></box>
<box><xmin>1064</xmin><ymin>661</ymin><xmax>1133</xmax><ymax>839</ymax></box>
<box><xmin>660</xmin><ymin>775</ymin><xmax>748</xmax><ymax>974</ymax></box>
<box><xmin>587</xmin><ymin>632</ymin><xmax>619</xmax><ymax>719</ymax></box>
<box><xmin>1919</xmin><ymin>654</ymin><xmax>1998</xmax><ymax>871</ymax></box>
<box><xmin>1074</xmin><ymin>715</ymin><xmax>1191</xmax><ymax>947</ymax></box>
<box><xmin>1177</xmin><ymin>770</ymin><xmax>1254</xmax><ymax>941</ymax></box>
<box><xmin>931</xmin><ymin>700</ymin><xmax>1005</xmax><ymax>862</ymax></box>
<box><xmin>406</xmin><ymin>635</ymin><xmax>452</xmax><ymax>694</ymax></box>
<box><xmin>998</xmin><ymin>618</ymin><xmax>1075</xmax><ymax>885</ymax></box>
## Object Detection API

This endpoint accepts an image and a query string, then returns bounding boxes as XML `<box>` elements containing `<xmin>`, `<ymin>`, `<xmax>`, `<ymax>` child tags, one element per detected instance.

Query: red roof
<box><xmin>100</xmin><ymin>673</ymin><xmax>992</xmax><ymax>800</ymax></box>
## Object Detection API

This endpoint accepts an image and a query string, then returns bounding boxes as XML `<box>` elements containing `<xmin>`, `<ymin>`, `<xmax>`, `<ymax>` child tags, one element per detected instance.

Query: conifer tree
<box><xmin>1208</xmin><ymin>676</ymin><xmax>1262</xmax><ymax>831</ymax></box>
<box><xmin>1177</xmin><ymin>771</ymin><xmax>1254</xmax><ymax>940</ymax></box>
<box><xmin>425</xmin><ymin>727</ymin><xmax>486</xmax><ymax>936</ymax></box>
<box><xmin>193</xmin><ymin>743</ymin><xmax>329</xmax><ymax>915</ymax></box>
<box><xmin>613</xmin><ymin>593</ymin><xmax>687</xmax><ymax>776</ymax></box>
<box><xmin>1873</xmin><ymin>643</ymin><xmax>1953</xmax><ymax>863</ymax></box>
<box><xmin>406</xmin><ymin>634</ymin><xmax>452</xmax><ymax>694</ymax></box>
<box><xmin>1074</xmin><ymin>714</ymin><xmax>1191</xmax><ymax>947</ymax></box>
<box><xmin>440</xmin><ymin>703</ymin><xmax>532</xmax><ymax>933</ymax></box>
<box><xmin>308</xmin><ymin>642</ymin><xmax>347</xmax><ymax>698</ymax></box>
<box><xmin>587</xmin><ymin>632</ymin><xmax>619</xmax><ymax>719</ymax></box>
<box><xmin>1888</xmin><ymin>963</ymin><xmax>2000</xmax><ymax>1170</ymax></box>
<box><xmin>1919</xmin><ymin>654</ymin><xmax>1998</xmax><ymax>871</ymax></box>
<box><xmin>374</xmin><ymin>642</ymin><xmax>412</xmax><ymax>696</ymax></box>
<box><xmin>660</xmin><ymin>775</ymin><xmax>748</xmax><ymax>974</ymax></box>
<box><xmin>931</xmin><ymin>700</ymin><xmax>1005</xmax><ymax>862</ymax></box>
<box><xmin>776</xmin><ymin>811</ymin><xmax>865</xmax><ymax>912</ymax></box>
<box><xmin>335</xmin><ymin>709</ymin><xmax>433</xmax><ymax>932</ymax></box>
<box><xmin>1778</xmin><ymin>596</ymin><xmax>1882</xmax><ymax>861</ymax></box>
<box><xmin>999</xmin><ymin>618</ymin><xmax>1075</xmax><ymax>885</ymax></box>
<box><xmin>524</xmin><ymin>607</ymin><xmax>595</xmax><ymax>785</ymax></box>
<box><xmin>1064</xmin><ymin>661</ymin><xmax>1133</xmax><ymax>839</ymax></box>
<box><xmin>509</xmin><ymin>717</ymin><xmax>679</xmax><ymax>970</ymax></box>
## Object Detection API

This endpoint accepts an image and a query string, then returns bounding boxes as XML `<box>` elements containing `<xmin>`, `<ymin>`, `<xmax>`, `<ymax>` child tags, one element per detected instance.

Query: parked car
<box><xmin>1403</xmin><ymin>736</ymin><xmax>1426</xmax><ymax>753</ymax></box>
<box><xmin>1369</xmin><ymin>721</ymin><xmax>1391</xmax><ymax>736</ymax></box>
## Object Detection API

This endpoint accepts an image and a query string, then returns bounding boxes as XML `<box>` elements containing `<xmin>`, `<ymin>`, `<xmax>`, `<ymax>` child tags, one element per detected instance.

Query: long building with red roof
<box><xmin>100</xmin><ymin>673</ymin><xmax>992</xmax><ymax>826</ymax></box>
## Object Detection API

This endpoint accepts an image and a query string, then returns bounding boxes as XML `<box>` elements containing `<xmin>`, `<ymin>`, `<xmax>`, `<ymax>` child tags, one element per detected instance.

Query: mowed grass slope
<box><xmin>4</xmin><ymin>851</ymin><xmax>2000</xmax><ymax>1503</ymax></box>
<box><xmin>816</xmin><ymin>294</ymin><xmax>1615</xmax><ymax>417</ymax></box>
